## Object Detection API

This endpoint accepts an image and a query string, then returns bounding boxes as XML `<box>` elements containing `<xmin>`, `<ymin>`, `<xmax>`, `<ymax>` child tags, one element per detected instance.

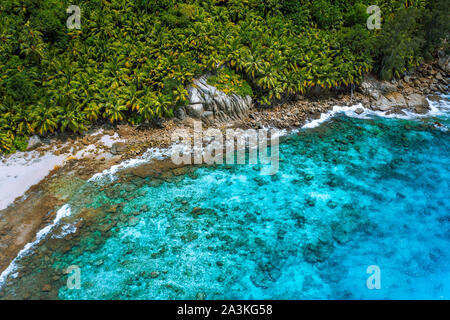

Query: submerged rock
<box><xmin>302</xmin><ymin>241</ymin><xmax>334</xmax><ymax>263</ymax></box>
<box><xmin>41</xmin><ymin>284</ymin><xmax>52</xmax><ymax>292</ymax></box>
<box><xmin>191</xmin><ymin>207</ymin><xmax>202</xmax><ymax>218</ymax></box>
<box><xmin>196</xmin><ymin>292</ymin><xmax>206</xmax><ymax>300</ymax></box>
<box><xmin>355</xmin><ymin>107</ymin><xmax>364</xmax><ymax>115</ymax></box>
<box><xmin>128</xmin><ymin>217</ymin><xmax>139</xmax><ymax>226</ymax></box>
<box><xmin>326</xmin><ymin>200</ymin><xmax>338</xmax><ymax>209</ymax></box>
<box><xmin>94</xmin><ymin>259</ymin><xmax>104</xmax><ymax>266</ymax></box>
<box><xmin>305</xmin><ymin>196</ymin><xmax>316</xmax><ymax>207</ymax></box>
<box><xmin>181</xmin><ymin>232</ymin><xmax>198</xmax><ymax>242</ymax></box>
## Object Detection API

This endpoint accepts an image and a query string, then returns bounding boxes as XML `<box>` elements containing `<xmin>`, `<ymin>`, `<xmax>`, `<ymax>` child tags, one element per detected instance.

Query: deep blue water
<box><xmin>50</xmin><ymin>99</ymin><xmax>450</xmax><ymax>300</ymax></box>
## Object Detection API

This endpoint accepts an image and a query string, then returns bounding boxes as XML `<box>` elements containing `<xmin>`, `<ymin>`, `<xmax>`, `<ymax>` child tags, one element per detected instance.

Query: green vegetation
<box><xmin>0</xmin><ymin>0</ymin><xmax>448</xmax><ymax>152</ymax></box>
<box><xmin>207</xmin><ymin>68</ymin><xmax>253</xmax><ymax>97</ymax></box>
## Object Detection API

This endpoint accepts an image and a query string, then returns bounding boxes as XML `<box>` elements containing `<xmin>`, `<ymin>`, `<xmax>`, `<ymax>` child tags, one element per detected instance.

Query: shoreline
<box><xmin>1</xmin><ymin>96</ymin><xmax>449</xmax><ymax>299</ymax></box>
<box><xmin>0</xmin><ymin>63</ymin><xmax>448</xmax><ymax>293</ymax></box>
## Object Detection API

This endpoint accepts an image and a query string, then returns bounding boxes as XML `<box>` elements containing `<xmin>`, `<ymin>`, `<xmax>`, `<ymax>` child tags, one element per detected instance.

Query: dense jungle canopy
<box><xmin>0</xmin><ymin>0</ymin><xmax>448</xmax><ymax>152</ymax></box>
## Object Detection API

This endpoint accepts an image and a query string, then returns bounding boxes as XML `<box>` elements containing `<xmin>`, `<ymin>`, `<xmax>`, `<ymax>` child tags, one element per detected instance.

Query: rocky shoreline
<box><xmin>8</xmin><ymin>56</ymin><xmax>449</xmax><ymax>173</ymax></box>
<box><xmin>0</xmin><ymin>57</ymin><xmax>448</xmax><ymax>294</ymax></box>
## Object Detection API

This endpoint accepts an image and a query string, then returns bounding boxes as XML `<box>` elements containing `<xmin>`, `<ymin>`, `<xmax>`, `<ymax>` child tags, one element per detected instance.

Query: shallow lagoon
<box><xmin>2</xmin><ymin>99</ymin><xmax>449</xmax><ymax>300</ymax></box>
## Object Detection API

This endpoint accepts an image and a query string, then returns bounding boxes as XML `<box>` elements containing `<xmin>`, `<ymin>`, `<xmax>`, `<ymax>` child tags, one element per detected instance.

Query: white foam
<box><xmin>0</xmin><ymin>204</ymin><xmax>72</xmax><ymax>289</ymax></box>
<box><xmin>301</xmin><ymin>95</ymin><xmax>450</xmax><ymax>130</ymax></box>
<box><xmin>88</xmin><ymin>95</ymin><xmax>450</xmax><ymax>183</ymax></box>
<box><xmin>0</xmin><ymin>142</ymin><xmax>174</xmax><ymax>284</ymax></box>
<box><xmin>88</xmin><ymin>146</ymin><xmax>174</xmax><ymax>182</ymax></box>
<box><xmin>51</xmin><ymin>221</ymin><xmax>78</xmax><ymax>239</ymax></box>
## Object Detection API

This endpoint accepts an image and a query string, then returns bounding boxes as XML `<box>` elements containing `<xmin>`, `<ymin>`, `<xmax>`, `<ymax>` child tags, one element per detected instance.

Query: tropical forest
<box><xmin>0</xmin><ymin>0</ymin><xmax>448</xmax><ymax>152</ymax></box>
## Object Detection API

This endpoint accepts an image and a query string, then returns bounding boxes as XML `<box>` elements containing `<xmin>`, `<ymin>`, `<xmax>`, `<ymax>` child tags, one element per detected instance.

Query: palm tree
<box><xmin>103</xmin><ymin>102</ymin><xmax>127</xmax><ymax>123</ymax></box>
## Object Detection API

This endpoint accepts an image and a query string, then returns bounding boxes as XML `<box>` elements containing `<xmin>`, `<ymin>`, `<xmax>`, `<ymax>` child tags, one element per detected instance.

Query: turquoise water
<box><xmin>1</xmin><ymin>99</ymin><xmax>449</xmax><ymax>300</ymax></box>
<box><xmin>49</xmin><ymin>100</ymin><xmax>450</xmax><ymax>300</ymax></box>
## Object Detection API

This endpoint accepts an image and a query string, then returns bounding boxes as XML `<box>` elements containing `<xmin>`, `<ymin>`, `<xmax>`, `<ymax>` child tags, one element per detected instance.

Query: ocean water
<box><xmin>1</xmin><ymin>97</ymin><xmax>449</xmax><ymax>300</ymax></box>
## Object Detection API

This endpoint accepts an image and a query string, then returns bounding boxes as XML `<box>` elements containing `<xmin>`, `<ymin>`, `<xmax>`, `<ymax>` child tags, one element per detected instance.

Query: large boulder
<box><xmin>385</xmin><ymin>92</ymin><xmax>407</xmax><ymax>108</ymax></box>
<box><xmin>406</xmin><ymin>93</ymin><xmax>430</xmax><ymax>114</ymax></box>
<box><xmin>185</xmin><ymin>103</ymin><xmax>204</xmax><ymax>118</ymax></box>
<box><xmin>359</xmin><ymin>76</ymin><xmax>380</xmax><ymax>100</ymax></box>
<box><xmin>377</xmin><ymin>81</ymin><xmax>398</xmax><ymax>94</ymax></box>
<box><xmin>372</xmin><ymin>95</ymin><xmax>393</xmax><ymax>111</ymax></box>
<box><xmin>179</xmin><ymin>75</ymin><xmax>253</xmax><ymax>123</ymax></box>
<box><xmin>27</xmin><ymin>135</ymin><xmax>43</xmax><ymax>151</ymax></box>
<box><xmin>187</xmin><ymin>86</ymin><xmax>205</xmax><ymax>104</ymax></box>
<box><xmin>358</xmin><ymin>75</ymin><xmax>397</xmax><ymax>102</ymax></box>
<box><xmin>372</xmin><ymin>91</ymin><xmax>407</xmax><ymax>111</ymax></box>
<box><xmin>201</xmin><ymin>111</ymin><xmax>214</xmax><ymax>124</ymax></box>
